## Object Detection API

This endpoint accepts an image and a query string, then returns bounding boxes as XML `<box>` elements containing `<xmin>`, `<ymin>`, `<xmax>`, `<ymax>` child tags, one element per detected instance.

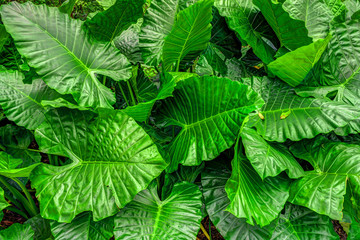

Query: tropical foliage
<box><xmin>0</xmin><ymin>0</ymin><xmax>359</xmax><ymax>239</ymax></box>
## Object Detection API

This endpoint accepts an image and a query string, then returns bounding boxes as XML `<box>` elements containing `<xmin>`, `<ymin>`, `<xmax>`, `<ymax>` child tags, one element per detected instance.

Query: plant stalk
<box><xmin>127</xmin><ymin>81</ymin><xmax>137</xmax><ymax>106</ymax></box>
<box><xmin>200</xmin><ymin>223</ymin><xmax>210</xmax><ymax>240</ymax></box>
<box><xmin>0</xmin><ymin>176</ymin><xmax>37</xmax><ymax>217</ymax></box>
<box><xmin>118</xmin><ymin>82</ymin><xmax>131</xmax><ymax>106</ymax></box>
<box><xmin>5</xmin><ymin>206</ymin><xmax>29</xmax><ymax>219</ymax></box>
<box><xmin>102</xmin><ymin>75</ymin><xmax>106</xmax><ymax>85</ymax></box>
<box><xmin>4</xmin><ymin>191</ymin><xmax>26</xmax><ymax>213</ymax></box>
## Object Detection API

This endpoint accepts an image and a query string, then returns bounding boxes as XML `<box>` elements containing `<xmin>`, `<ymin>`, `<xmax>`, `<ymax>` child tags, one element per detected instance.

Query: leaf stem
<box><xmin>0</xmin><ymin>144</ymin><xmax>5</xmax><ymax>151</ymax></box>
<box><xmin>4</xmin><ymin>191</ymin><xmax>26</xmax><ymax>213</ymax></box>
<box><xmin>27</xmin><ymin>148</ymin><xmax>42</xmax><ymax>153</ymax></box>
<box><xmin>127</xmin><ymin>81</ymin><xmax>137</xmax><ymax>106</ymax></box>
<box><xmin>102</xmin><ymin>75</ymin><xmax>107</xmax><ymax>85</ymax></box>
<box><xmin>118</xmin><ymin>82</ymin><xmax>130</xmax><ymax>106</ymax></box>
<box><xmin>0</xmin><ymin>176</ymin><xmax>36</xmax><ymax>217</ymax></box>
<box><xmin>5</xmin><ymin>206</ymin><xmax>29</xmax><ymax>219</ymax></box>
<box><xmin>10</xmin><ymin>177</ymin><xmax>38</xmax><ymax>216</ymax></box>
<box><xmin>200</xmin><ymin>223</ymin><xmax>210</xmax><ymax>240</ymax></box>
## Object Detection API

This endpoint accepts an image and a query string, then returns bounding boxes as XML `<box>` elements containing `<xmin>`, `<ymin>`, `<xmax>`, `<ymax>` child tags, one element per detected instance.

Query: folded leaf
<box><xmin>51</xmin><ymin>212</ymin><xmax>114</xmax><ymax>240</ymax></box>
<box><xmin>247</xmin><ymin>77</ymin><xmax>360</xmax><ymax>142</ymax></box>
<box><xmin>271</xmin><ymin>204</ymin><xmax>338</xmax><ymax>239</ymax></box>
<box><xmin>289</xmin><ymin>136</ymin><xmax>360</xmax><ymax>220</ymax></box>
<box><xmin>241</xmin><ymin>126</ymin><xmax>304</xmax><ymax>179</ymax></box>
<box><xmin>0</xmin><ymin>187</ymin><xmax>10</xmax><ymax>211</ymax></box>
<box><xmin>163</xmin><ymin>0</ymin><xmax>213</xmax><ymax>71</ymax></box>
<box><xmin>155</xmin><ymin>76</ymin><xmax>264</xmax><ymax>172</ymax></box>
<box><xmin>214</xmin><ymin>0</ymin><xmax>275</xmax><ymax>64</ymax></box>
<box><xmin>85</xmin><ymin>0</ymin><xmax>145</xmax><ymax>42</ymax></box>
<box><xmin>140</xmin><ymin>0</ymin><xmax>188</xmax><ymax>66</ymax></box>
<box><xmin>0</xmin><ymin>71</ymin><xmax>61</xmax><ymax>130</ymax></box>
<box><xmin>201</xmin><ymin>161</ymin><xmax>272</xmax><ymax>240</ymax></box>
<box><xmin>31</xmin><ymin>108</ymin><xmax>167</xmax><ymax>222</ymax></box>
<box><xmin>268</xmin><ymin>35</ymin><xmax>331</xmax><ymax>86</ymax></box>
<box><xmin>253</xmin><ymin>0</ymin><xmax>311</xmax><ymax>50</ymax></box>
<box><xmin>0</xmin><ymin>125</ymin><xmax>41</xmax><ymax>169</ymax></box>
<box><xmin>226</xmin><ymin>140</ymin><xmax>290</xmax><ymax>227</ymax></box>
<box><xmin>0</xmin><ymin>151</ymin><xmax>40</xmax><ymax>178</ymax></box>
<box><xmin>0</xmin><ymin>2</ymin><xmax>131</xmax><ymax>109</ymax></box>
<box><xmin>114</xmin><ymin>182</ymin><xmax>202</xmax><ymax>239</ymax></box>
<box><xmin>123</xmin><ymin>73</ymin><xmax>176</xmax><ymax>122</ymax></box>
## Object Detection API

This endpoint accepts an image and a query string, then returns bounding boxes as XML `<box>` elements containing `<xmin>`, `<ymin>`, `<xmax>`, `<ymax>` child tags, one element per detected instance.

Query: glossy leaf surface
<box><xmin>31</xmin><ymin>108</ymin><xmax>167</xmax><ymax>222</ymax></box>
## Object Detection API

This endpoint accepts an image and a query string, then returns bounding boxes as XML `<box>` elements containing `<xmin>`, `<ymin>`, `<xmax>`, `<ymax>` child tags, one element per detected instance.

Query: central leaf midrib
<box><xmin>173</xmin><ymin>105</ymin><xmax>250</xmax><ymax>128</ymax></box>
<box><xmin>23</xmin><ymin>13</ymin><xmax>90</xmax><ymax>73</ymax></box>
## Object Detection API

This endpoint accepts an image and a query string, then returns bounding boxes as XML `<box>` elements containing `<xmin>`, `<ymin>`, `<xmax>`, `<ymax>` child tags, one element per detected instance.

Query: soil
<box><xmin>0</xmin><ymin>209</ymin><xmax>26</xmax><ymax>229</ymax></box>
<box><xmin>197</xmin><ymin>216</ymin><xmax>224</xmax><ymax>240</ymax></box>
<box><xmin>333</xmin><ymin>220</ymin><xmax>348</xmax><ymax>240</ymax></box>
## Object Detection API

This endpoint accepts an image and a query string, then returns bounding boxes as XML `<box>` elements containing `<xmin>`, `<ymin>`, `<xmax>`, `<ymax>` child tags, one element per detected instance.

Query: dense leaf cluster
<box><xmin>0</xmin><ymin>0</ymin><xmax>359</xmax><ymax>239</ymax></box>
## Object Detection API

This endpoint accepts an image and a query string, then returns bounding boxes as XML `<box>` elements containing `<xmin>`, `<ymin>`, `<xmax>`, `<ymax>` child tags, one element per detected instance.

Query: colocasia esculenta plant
<box><xmin>0</xmin><ymin>0</ymin><xmax>358</xmax><ymax>239</ymax></box>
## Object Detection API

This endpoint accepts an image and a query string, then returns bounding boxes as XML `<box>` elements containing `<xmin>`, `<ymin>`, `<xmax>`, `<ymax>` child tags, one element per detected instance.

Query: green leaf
<box><xmin>282</xmin><ymin>0</ymin><xmax>339</xmax><ymax>40</ymax></box>
<box><xmin>268</xmin><ymin>35</ymin><xmax>331</xmax><ymax>86</ymax></box>
<box><xmin>0</xmin><ymin>187</ymin><xmax>10</xmax><ymax>211</ymax></box>
<box><xmin>155</xmin><ymin>76</ymin><xmax>264</xmax><ymax>172</ymax></box>
<box><xmin>114</xmin><ymin>182</ymin><xmax>202</xmax><ymax>239</ymax></box>
<box><xmin>0</xmin><ymin>2</ymin><xmax>131</xmax><ymax>109</ymax></box>
<box><xmin>31</xmin><ymin>108</ymin><xmax>167</xmax><ymax>222</ymax></box>
<box><xmin>271</xmin><ymin>204</ymin><xmax>338</xmax><ymax>239</ymax></box>
<box><xmin>123</xmin><ymin>73</ymin><xmax>176</xmax><ymax>122</ymax></box>
<box><xmin>0</xmin><ymin>125</ymin><xmax>41</xmax><ymax>168</ymax></box>
<box><xmin>0</xmin><ymin>152</ymin><xmax>40</xmax><ymax>178</ymax></box>
<box><xmin>201</xmin><ymin>161</ymin><xmax>272</xmax><ymax>240</ymax></box>
<box><xmin>114</xmin><ymin>19</ymin><xmax>143</xmax><ymax>64</ymax></box>
<box><xmin>0</xmin><ymin>24</ymin><xmax>9</xmax><ymax>52</ymax></box>
<box><xmin>210</xmin><ymin>7</ymin><xmax>242</xmax><ymax>59</ymax></box>
<box><xmin>59</xmin><ymin>0</ymin><xmax>77</xmax><ymax>16</ymax></box>
<box><xmin>289</xmin><ymin>136</ymin><xmax>360</xmax><ymax>220</ymax></box>
<box><xmin>85</xmin><ymin>0</ymin><xmax>145</xmax><ymax>42</ymax></box>
<box><xmin>0</xmin><ymin>223</ymin><xmax>34</xmax><ymax>240</ymax></box>
<box><xmin>241</xmin><ymin>126</ymin><xmax>304</xmax><ymax>179</ymax></box>
<box><xmin>163</xmin><ymin>0</ymin><xmax>213</xmax><ymax>71</ymax></box>
<box><xmin>25</xmin><ymin>214</ymin><xmax>53</xmax><ymax>240</ymax></box>
<box><xmin>139</xmin><ymin>0</ymin><xmax>187</xmax><ymax>66</ymax></box>
<box><xmin>214</xmin><ymin>0</ymin><xmax>275</xmax><ymax>64</ymax></box>
<box><xmin>247</xmin><ymin>77</ymin><xmax>360</xmax><ymax>142</ymax></box>
<box><xmin>0</xmin><ymin>71</ymin><xmax>61</xmax><ymax>130</ymax></box>
<box><xmin>51</xmin><ymin>212</ymin><xmax>113</xmax><ymax>240</ymax></box>
<box><xmin>97</xmin><ymin>0</ymin><xmax>116</xmax><ymax>10</ymax></box>
<box><xmin>253</xmin><ymin>0</ymin><xmax>311</xmax><ymax>50</ymax></box>
<box><xmin>225</xmin><ymin>140</ymin><xmax>290</xmax><ymax>227</ymax></box>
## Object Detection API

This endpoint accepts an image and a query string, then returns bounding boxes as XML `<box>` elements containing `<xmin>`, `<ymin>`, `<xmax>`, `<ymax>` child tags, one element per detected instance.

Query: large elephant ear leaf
<box><xmin>214</xmin><ymin>0</ymin><xmax>275</xmax><ymax>64</ymax></box>
<box><xmin>253</xmin><ymin>0</ymin><xmax>312</xmax><ymax>50</ymax></box>
<box><xmin>51</xmin><ymin>212</ymin><xmax>114</xmax><ymax>240</ymax></box>
<box><xmin>241</xmin><ymin>126</ymin><xmax>304</xmax><ymax>180</ymax></box>
<box><xmin>225</xmin><ymin>140</ymin><xmax>290</xmax><ymax>227</ymax></box>
<box><xmin>201</xmin><ymin>161</ymin><xmax>273</xmax><ymax>240</ymax></box>
<box><xmin>0</xmin><ymin>2</ymin><xmax>131</xmax><ymax>109</ymax></box>
<box><xmin>31</xmin><ymin>108</ymin><xmax>167</xmax><ymax>223</ymax></box>
<box><xmin>114</xmin><ymin>182</ymin><xmax>202</xmax><ymax>240</ymax></box>
<box><xmin>155</xmin><ymin>76</ymin><xmax>264</xmax><ymax>172</ymax></box>
<box><xmin>288</xmin><ymin>136</ymin><xmax>360</xmax><ymax>220</ymax></box>
<box><xmin>85</xmin><ymin>0</ymin><xmax>145</xmax><ymax>42</ymax></box>
<box><xmin>162</xmin><ymin>0</ymin><xmax>213</xmax><ymax>71</ymax></box>
<box><xmin>0</xmin><ymin>70</ymin><xmax>61</xmax><ymax>130</ymax></box>
<box><xmin>271</xmin><ymin>204</ymin><xmax>338</xmax><ymax>239</ymax></box>
<box><xmin>247</xmin><ymin>77</ymin><xmax>360</xmax><ymax>142</ymax></box>
<box><xmin>139</xmin><ymin>0</ymin><xmax>188</xmax><ymax>66</ymax></box>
